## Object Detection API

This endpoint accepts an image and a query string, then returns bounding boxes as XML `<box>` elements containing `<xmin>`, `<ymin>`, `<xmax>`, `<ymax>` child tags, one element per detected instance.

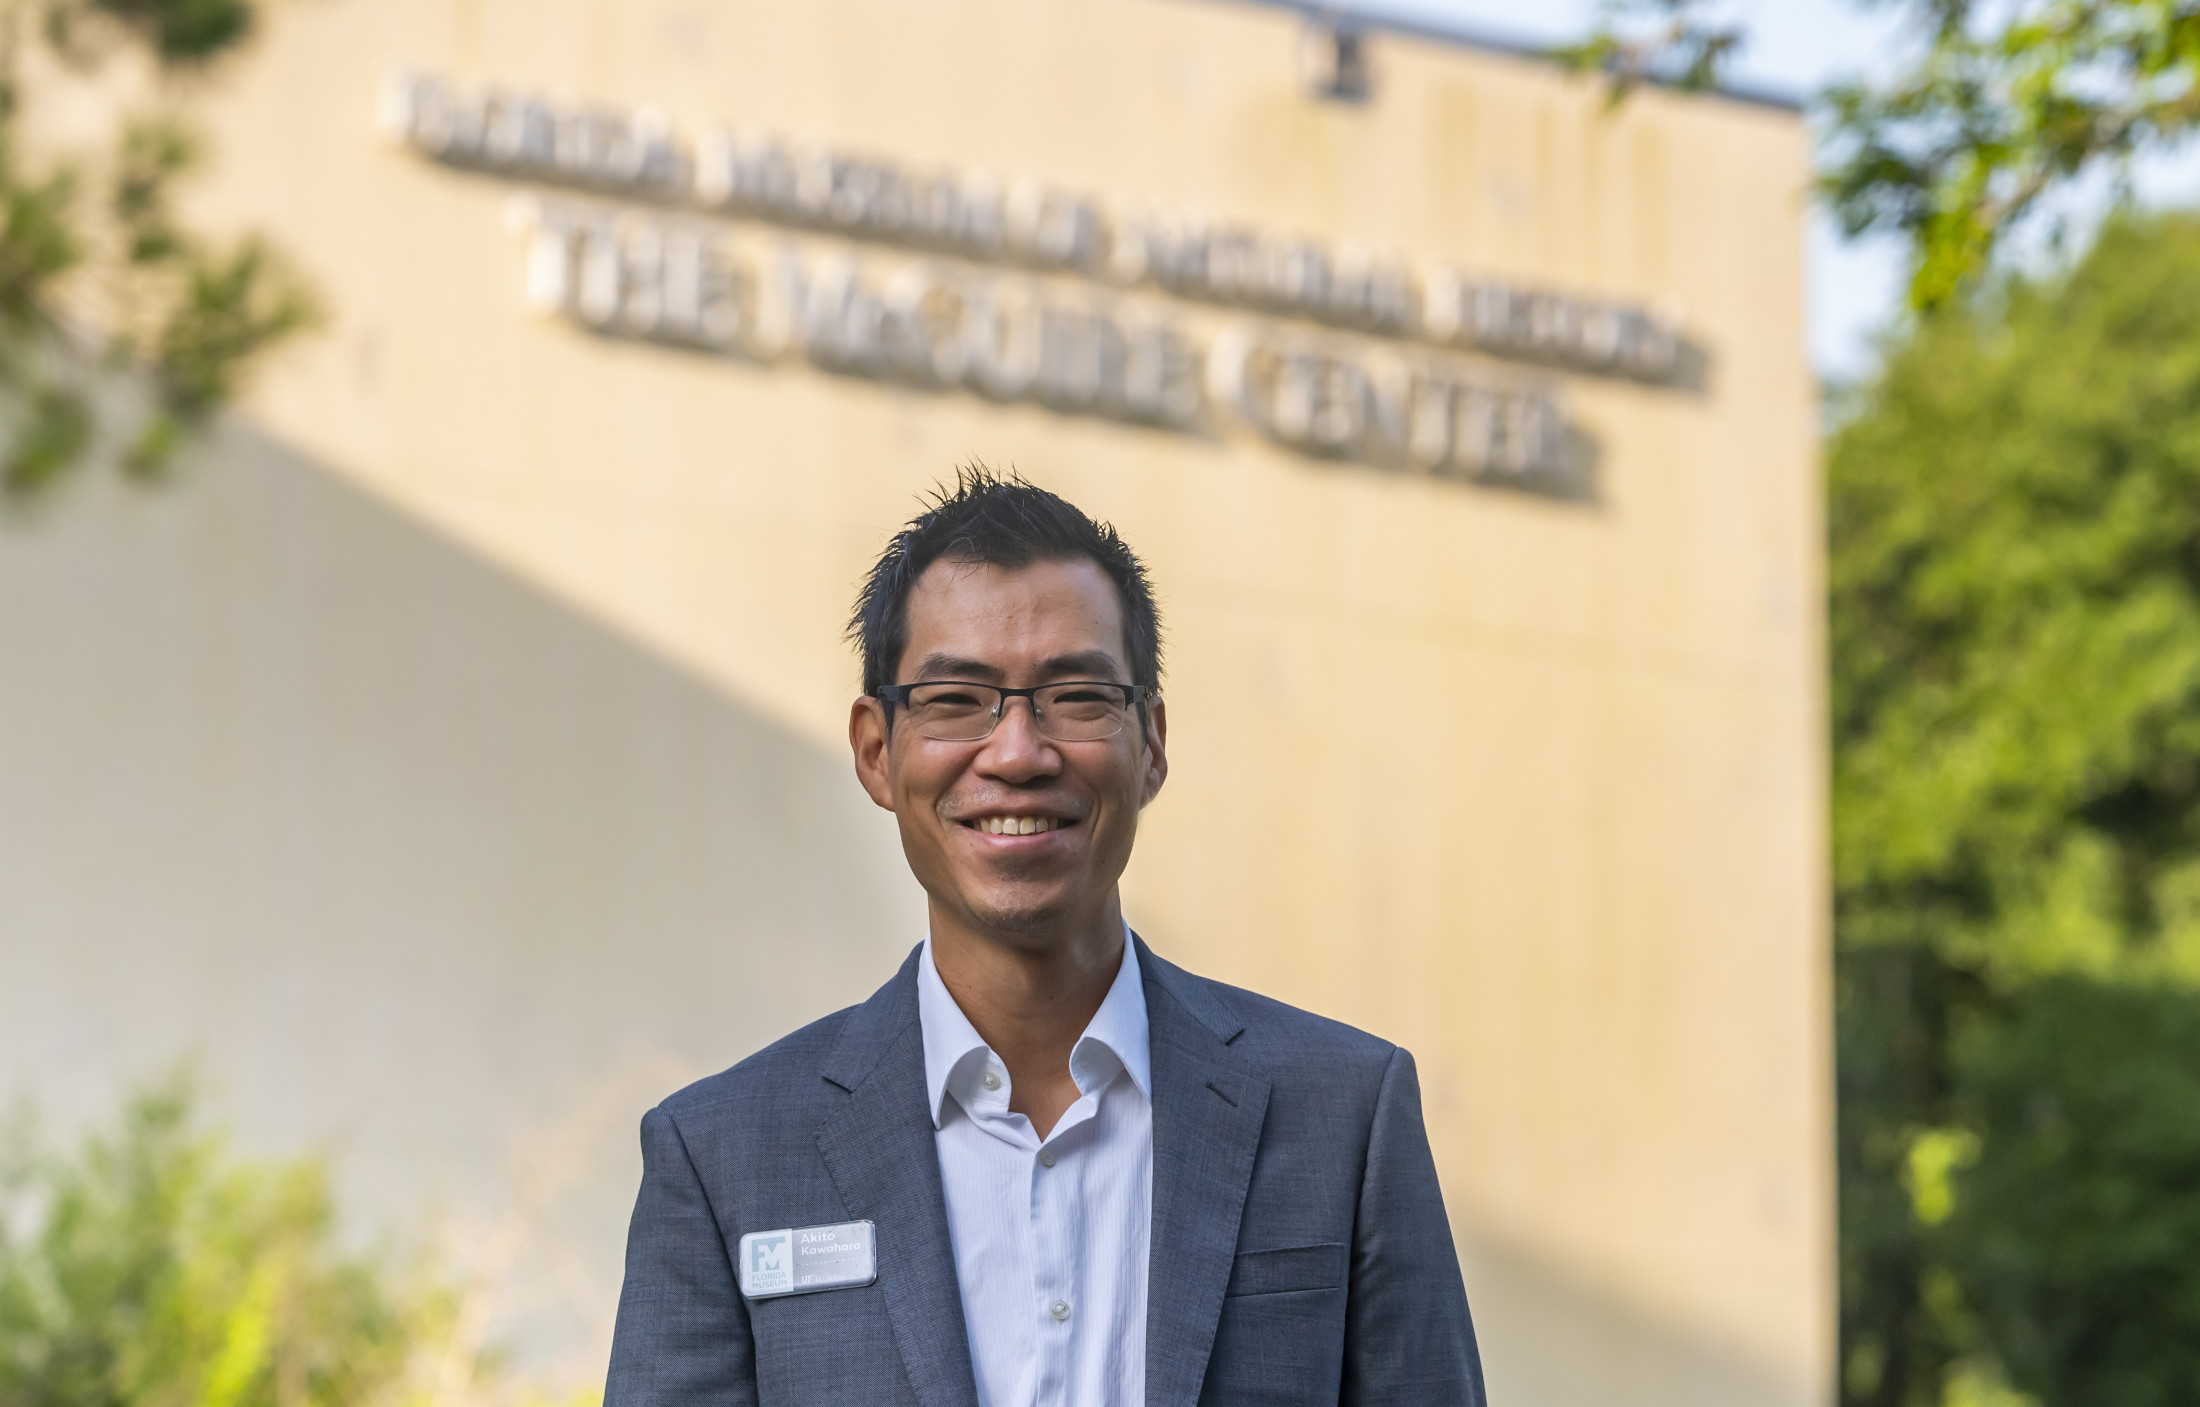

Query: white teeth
<box><xmin>974</xmin><ymin>816</ymin><xmax>1062</xmax><ymax>835</ymax></box>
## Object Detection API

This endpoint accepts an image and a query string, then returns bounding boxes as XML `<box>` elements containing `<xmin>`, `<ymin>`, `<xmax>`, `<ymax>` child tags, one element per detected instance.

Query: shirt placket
<box><xmin>1030</xmin><ymin>1130</ymin><xmax>1070</xmax><ymax>1407</ymax></box>
<box><xmin>1030</xmin><ymin>1079</ymin><xmax>1108</xmax><ymax>1407</ymax></box>
<box><xmin>971</xmin><ymin>1052</ymin><xmax>1053</xmax><ymax>1407</ymax></box>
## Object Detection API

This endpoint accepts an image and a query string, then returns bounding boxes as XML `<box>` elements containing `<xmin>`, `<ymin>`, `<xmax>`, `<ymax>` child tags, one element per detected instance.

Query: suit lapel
<box><xmin>814</xmin><ymin>947</ymin><xmax>979</xmax><ymax>1407</ymax></box>
<box><xmin>1138</xmin><ymin>937</ymin><xmax>1271</xmax><ymax>1407</ymax></box>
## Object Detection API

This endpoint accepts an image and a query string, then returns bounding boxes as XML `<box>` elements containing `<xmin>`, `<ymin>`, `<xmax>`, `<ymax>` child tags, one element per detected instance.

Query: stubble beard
<box><xmin>958</xmin><ymin>875</ymin><xmax>1083</xmax><ymax>949</ymax></box>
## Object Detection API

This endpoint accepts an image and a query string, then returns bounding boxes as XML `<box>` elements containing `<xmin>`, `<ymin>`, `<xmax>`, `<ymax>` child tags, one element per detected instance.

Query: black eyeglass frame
<box><xmin>873</xmin><ymin>680</ymin><xmax>1158</xmax><ymax>741</ymax></box>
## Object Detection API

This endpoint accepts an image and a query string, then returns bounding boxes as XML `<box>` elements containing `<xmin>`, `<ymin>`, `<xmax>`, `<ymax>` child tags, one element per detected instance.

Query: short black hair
<box><xmin>849</xmin><ymin>463</ymin><xmax>1163</xmax><ymax>696</ymax></box>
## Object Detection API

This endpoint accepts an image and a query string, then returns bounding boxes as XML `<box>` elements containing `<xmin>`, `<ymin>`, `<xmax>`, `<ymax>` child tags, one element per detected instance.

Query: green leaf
<box><xmin>86</xmin><ymin>0</ymin><xmax>254</xmax><ymax>65</ymax></box>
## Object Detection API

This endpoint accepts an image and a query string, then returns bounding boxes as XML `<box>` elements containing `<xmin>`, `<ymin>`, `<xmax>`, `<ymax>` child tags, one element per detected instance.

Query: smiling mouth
<box><xmin>962</xmin><ymin>816</ymin><xmax>1073</xmax><ymax>836</ymax></box>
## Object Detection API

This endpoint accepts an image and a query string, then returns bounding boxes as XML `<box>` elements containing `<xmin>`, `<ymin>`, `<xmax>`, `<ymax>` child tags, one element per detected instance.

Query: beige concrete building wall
<box><xmin>0</xmin><ymin>430</ymin><xmax>926</xmax><ymax>1375</ymax></box>
<box><xmin>0</xmin><ymin>0</ymin><xmax>1827</xmax><ymax>1402</ymax></box>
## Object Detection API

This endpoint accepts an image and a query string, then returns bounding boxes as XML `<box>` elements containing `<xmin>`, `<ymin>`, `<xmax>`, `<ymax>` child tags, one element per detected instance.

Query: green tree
<box><xmin>0</xmin><ymin>1073</ymin><xmax>451</xmax><ymax>1407</ymax></box>
<box><xmin>1566</xmin><ymin>1</ymin><xmax>2200</xmax><ymax>310</ymax></box>
<box><xmin>1952</xmin><ymin>978</ymin><xmax>2200</xmax><ymax>1402</ymax></box>
<box><xmin>0</xmin><ymin>0</ymin><xmax>313</xmax><ymax>502</ymax></box>
<box><xmin>1831</xmin><ymin>212</ymin><xmax>2200</xmax><ymax>1406</ymax></box>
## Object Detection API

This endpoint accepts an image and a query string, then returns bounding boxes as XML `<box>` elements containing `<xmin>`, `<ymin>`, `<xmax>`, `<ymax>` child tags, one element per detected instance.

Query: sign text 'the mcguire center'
<box><xmin>382</xmin><ymin>70</ymin><xmax>1693</xmax><ymax>494</ymax></box>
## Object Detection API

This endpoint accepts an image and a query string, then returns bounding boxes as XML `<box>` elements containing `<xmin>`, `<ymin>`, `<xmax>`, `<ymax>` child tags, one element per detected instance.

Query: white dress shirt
<box><xmin>918</xmin><ymin>932</ymin><xmax>1153</xmax><ymax>1407</ymax></box>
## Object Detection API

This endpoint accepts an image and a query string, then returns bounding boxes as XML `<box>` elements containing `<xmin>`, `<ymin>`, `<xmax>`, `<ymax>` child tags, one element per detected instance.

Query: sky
<box><xmin>1333</xmin><ymin>0</ymin><xmax>1917</xmax><ymax>381</ymax></box>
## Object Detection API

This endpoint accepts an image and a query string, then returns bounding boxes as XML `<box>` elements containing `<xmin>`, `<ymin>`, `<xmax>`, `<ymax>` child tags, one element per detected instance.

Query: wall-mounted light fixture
<box><xmin>1300</xmin><ymin>18</ymin><xmax>1372</xmax><ymax>103</ymax></box>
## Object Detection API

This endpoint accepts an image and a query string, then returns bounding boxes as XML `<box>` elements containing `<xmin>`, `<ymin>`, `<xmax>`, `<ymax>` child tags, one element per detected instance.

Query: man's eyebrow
<box><xmin>909</xmin><ymin>653</ymin><xmax>1004</xmax><ymax>682</ymax></box>
<box><xmin>1039</xmin><ymin>651</ymin><xmax>1127</xmax><ymax>680</ymax></box>
<box><xmin>903</xmin><ymin>650</ymin><xmax>1127</xmax><ymax>682</ymax></box>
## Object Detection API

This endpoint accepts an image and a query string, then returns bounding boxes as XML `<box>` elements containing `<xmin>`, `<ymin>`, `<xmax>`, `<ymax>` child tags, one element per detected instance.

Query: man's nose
<box><xmin>977</xmin><ymin>696</ymin><xmax>1061</xmax><ymax>779</ymax></box>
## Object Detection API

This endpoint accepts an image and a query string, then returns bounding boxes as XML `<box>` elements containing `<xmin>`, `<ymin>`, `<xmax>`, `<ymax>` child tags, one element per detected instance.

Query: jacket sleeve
<box><xmin>1342</xmin><ymin>1047</ymin><xmax>1489</xmax><ymax>1406</ymax></box>
<box><xmin>605</xmin><ymin>1104</ymin><xmax>758</xmax><ymax>1407</ymax></box>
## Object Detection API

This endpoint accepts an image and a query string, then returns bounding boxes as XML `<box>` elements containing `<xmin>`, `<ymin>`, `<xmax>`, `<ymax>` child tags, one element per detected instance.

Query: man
<box><xmin>605</xmin><ymin>467</ymin><xmax>1485</xmax><ymax>1406</ymax></box>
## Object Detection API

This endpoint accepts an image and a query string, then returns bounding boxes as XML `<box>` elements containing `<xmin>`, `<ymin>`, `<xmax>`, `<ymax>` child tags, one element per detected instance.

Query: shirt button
<box><xmin>981</xmin><ymin>1071</ymin><xmax>1001</xmax><ymax>1091</ymax></box>
<box><xmin>1050</xmin><ymin>1299</ymin><xmax>1071</xmax><ymax>1321</ymax></box>
<box><xmin>1038</xmin><ymin>1148</ymin><xmax>1056</xmax><ymax>1168</ymax></box>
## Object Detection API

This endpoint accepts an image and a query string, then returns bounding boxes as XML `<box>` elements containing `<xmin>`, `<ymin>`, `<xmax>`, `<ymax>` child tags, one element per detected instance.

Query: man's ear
<box><xmin>1138</xmin><ymin>696</ymin><xmax>1168</xmax><ymax>807</ymax></box>
<box><xmin>849</xmin><ymin>696</ymin><xmax>897</xmax><ymax>811</ymax></box>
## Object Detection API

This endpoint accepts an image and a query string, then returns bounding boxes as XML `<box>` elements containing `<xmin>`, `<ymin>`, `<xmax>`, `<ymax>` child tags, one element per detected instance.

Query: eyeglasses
<box><xmin>875</xmin><ymin>680</ymin><xmax>1155</xmax><ymax>742</ymax></box>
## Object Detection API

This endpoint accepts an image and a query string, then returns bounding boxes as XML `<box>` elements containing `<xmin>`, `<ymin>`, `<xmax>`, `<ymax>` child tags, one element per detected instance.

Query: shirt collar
<box><xmin>917</xmin><ymin>927</ymin><xmax>1151</xmax><ymax>1130</ymax></box>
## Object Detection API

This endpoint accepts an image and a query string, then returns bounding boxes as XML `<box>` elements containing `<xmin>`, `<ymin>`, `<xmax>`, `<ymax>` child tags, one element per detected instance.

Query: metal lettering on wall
<box><xmin>385</xmin><ymin>70</ymin><xmax>1657</xmax><ymax>488</ymax></box>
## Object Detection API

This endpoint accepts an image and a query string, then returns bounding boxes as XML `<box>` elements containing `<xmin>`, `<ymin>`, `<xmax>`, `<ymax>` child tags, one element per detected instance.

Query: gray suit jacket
<box><xmin>605</xmin><ymin>937</ymin><xmax>1485</xmax><ymax>1406</ymax></box>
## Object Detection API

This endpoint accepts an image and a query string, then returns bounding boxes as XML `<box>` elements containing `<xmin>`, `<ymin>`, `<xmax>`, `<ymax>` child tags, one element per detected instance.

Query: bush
<box><xmin>0</xmin><ymin>1074</ymin><xmax>453</xmax><ymax>1407</ymax></box>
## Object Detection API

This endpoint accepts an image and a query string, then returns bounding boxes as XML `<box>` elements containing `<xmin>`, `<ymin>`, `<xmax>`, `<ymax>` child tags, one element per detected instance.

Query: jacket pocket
<box><xmin>1223</xmin><ymin>1242</ymin><xmax>1348</xmax><ymax>1298</ymax></box>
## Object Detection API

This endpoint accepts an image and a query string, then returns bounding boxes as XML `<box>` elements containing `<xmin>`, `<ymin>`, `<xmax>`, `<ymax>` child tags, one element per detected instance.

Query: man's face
<box><xmin>849</xmin><ymin>557</ymin><xmax>1167</xmax><ymax>944</ymax></box>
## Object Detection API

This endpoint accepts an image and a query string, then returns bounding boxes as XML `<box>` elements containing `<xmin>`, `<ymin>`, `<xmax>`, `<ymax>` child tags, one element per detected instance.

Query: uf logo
<box><xmin>750</xmin><ymin>1234</ymin><xmax>789</xmax><ymax>1275</ymax></box>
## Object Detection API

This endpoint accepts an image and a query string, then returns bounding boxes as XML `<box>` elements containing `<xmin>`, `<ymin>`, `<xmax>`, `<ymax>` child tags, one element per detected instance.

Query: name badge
<box><xmin>737</xmin><ymin>1220</ymin><xmax>878</xmax><ymax>1299</ymax></box>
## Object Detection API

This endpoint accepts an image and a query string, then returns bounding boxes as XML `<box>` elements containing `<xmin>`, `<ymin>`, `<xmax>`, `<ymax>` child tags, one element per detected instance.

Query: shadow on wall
<box><xmin>1464</xmin><ymin>1232</ymin><xmax>1811</xmax><ymax>1407</ymax></box>
<box><xmin>1</xmin><ymin>422</ymin><xmax>1802</xmax><ymax>1406</ymax></box>
<box><xmin>0</xmin><ymin>423</ymin><xmax>921</xmax><ymax>1378</ymax></box>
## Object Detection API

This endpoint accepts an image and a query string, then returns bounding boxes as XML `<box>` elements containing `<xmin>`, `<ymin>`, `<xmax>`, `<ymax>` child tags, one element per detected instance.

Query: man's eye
<box><xmin>915</xmin><ymin>689</ymin><xmax>989</xmax><ymax>709</ymax></box>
